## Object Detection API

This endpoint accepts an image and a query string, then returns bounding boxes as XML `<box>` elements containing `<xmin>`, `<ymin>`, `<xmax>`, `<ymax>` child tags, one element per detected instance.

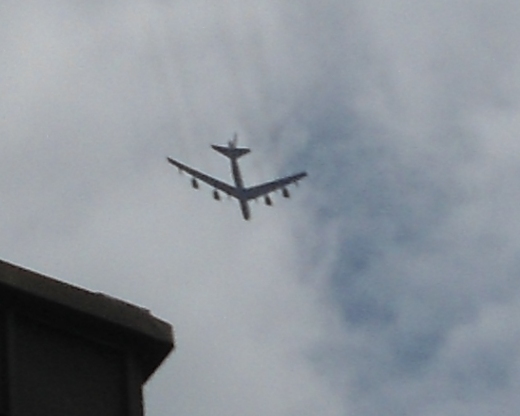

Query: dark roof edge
<box><xmin>0</xmin><ymin>259</ymin><xmax>173</xmax><ymax>352</ymax></box>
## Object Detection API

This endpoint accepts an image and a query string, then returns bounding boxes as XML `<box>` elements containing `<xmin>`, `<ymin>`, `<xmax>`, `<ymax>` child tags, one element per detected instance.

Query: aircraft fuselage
<box><xmin>230</xmin><ymin>157</ymin><xmax>251</xmax><ymax>220</ymax></box>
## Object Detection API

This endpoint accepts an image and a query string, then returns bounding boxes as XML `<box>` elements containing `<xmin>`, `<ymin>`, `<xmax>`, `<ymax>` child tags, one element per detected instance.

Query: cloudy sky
<box><xmin>2</xmin><ymin>1</ymin><xmax>520</xmax><ymax>415</ymax></box>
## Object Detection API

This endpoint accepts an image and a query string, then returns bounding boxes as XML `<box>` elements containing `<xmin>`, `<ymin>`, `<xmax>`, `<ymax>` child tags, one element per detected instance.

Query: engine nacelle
<box><xmin>264</xmin><ymin>195</ymin><xmax>272</xmax><ymax>206</ymax></box>
<box><xmin>213</xmin><ymin>189</ymin><xmax>220</xmax><ymax>200</ymax></box>
<box><xmin>282</xmin><ymin>188</ymin><xmax>290</xmax><ymax>198</ymax></box>
<box><xmin>191</xmin><ymin>178</ymin><xmax>199</xmax><ymax>189</ymax></box>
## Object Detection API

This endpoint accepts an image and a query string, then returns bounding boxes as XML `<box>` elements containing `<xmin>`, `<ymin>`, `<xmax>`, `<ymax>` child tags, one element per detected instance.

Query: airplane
<box><xmin>167</xmin><ymin>134</ymin><xmax>307</xmax><ymax>220</ymax></box>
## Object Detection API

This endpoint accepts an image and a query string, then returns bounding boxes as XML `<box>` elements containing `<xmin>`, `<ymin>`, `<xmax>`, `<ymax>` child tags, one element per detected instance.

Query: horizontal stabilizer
<box><xmin>211</xmin><ymin>145</ymin><xmax>251</xmax><ymax>159</ymax></box>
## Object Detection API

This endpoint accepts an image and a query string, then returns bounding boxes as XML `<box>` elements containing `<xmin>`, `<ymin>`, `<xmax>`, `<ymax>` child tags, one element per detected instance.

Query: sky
<box><xmin>1</xmin><ymin>1</ymin><xmax>520</xmax><ymax>415</ymax></box>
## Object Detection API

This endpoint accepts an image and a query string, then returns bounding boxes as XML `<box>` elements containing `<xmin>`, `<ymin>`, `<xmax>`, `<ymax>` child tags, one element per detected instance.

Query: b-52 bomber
<box><xmin>167</xmin><ymin>135</ymin><xmax>307</xmax><ymax>220</ymax></box>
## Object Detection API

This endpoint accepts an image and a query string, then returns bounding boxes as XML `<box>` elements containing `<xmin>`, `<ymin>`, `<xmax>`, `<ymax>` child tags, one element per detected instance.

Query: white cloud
<box><xmin>0</xmin><ymin>3</ymin><xmax>347</xmax><ymax>416</ymax></box>
<box><xmin>3</xmin><ymin>0</ymin><xmax>520</xmax><ymax>415</ymax></box>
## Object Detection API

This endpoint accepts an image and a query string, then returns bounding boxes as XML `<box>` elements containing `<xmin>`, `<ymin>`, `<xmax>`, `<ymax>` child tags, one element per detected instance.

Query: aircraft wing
<box><xmin>244</xmin><ymin>172</ymin><xmax>307</xmax><ymax>201</ymax></box>
<box><xmin>167</xmin><ymin>157</ymin><xmax>238</xmax><ymax>198</ymax></box>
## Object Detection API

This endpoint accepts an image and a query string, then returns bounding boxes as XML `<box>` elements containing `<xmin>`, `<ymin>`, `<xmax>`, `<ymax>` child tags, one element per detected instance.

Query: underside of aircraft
<box><xmin>167</xmin><ymin>135</ymin><xmax>307</xmax><ymax>220</ymax></box>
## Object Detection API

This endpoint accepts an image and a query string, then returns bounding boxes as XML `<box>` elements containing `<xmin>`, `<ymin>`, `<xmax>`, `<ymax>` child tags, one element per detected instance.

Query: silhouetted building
<box><xmin>0</xmin><ymin>259</ymin><xmax>174</xmax><ymax>416</ymax></box>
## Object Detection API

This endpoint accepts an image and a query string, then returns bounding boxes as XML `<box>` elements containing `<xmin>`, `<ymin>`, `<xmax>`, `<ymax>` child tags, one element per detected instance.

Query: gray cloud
<box><xmin>299</xmin><ymin>1</ymin><xmax>520</xmax><ymax>415</ymax></box>
<box><xmin>2</xmin><ymin>1</ymin><xmax>520</xmax><ymax>416</ymax></box>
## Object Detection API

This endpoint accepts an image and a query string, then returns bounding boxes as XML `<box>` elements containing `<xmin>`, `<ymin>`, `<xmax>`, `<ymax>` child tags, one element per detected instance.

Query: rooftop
<box><xmin>0</xmin><ymin>259</ymin><xmax>174</xmax><ymax>380</ymax></box>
